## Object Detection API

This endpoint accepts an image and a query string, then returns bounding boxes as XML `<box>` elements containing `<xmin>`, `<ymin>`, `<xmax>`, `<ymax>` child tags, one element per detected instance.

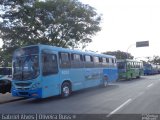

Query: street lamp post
<box><xmin>126</xmin><ymin>44</ymin><xmax>135</xmax><ymax>59</ymax></box>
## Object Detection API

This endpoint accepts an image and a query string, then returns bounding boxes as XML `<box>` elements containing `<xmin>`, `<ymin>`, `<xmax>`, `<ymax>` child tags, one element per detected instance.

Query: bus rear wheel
<box><xmin>61</xmin><ymin>82</ymin><xmax>71</xmax><ymax>98</ymax></box>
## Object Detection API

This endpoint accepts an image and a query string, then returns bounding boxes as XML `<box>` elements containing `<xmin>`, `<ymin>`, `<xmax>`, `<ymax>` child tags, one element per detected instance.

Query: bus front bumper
<box><xmin>12</xmin><ymin>88</ymin><xmax>42</xmax><ymax>98</ymax></box>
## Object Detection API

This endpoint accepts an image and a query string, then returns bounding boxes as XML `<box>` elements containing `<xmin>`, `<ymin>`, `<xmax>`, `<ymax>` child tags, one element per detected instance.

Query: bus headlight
<box><xmin>11</xmin><ymin>85</ymin><xmax>16</xmax><ymax>90</ymax></box>
<box><xmin>31</xmin><ymin>83</ymin><xmax>40</xmax><ymax>90</ymax></box>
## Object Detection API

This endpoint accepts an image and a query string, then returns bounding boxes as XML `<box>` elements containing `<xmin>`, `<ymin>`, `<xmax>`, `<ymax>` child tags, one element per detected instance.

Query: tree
<box><xmin>148</xmin><ymin>56</ymin><xmax>160</xmax><ymax>65</ymax></box>
<box><xmin>103</xmin><ymin>50</ymin><xmax>134</xmax><ymax>59</ymax></box>
<box><xmin>0</xmin><ymin>49</ymin><xmax>11</xmax><ymax>67</ymax></box>
<box><xmin>0</xmin><ymin>0</ymin><xmax>101</xmax><ymax>66</ymax></box>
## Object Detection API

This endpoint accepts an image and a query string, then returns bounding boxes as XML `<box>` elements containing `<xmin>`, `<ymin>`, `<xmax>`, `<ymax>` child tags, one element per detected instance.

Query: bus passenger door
<box><xmin>41</xmin><ymin>51</ymin><xmax>60</xmax><ymax>98</ymax></box>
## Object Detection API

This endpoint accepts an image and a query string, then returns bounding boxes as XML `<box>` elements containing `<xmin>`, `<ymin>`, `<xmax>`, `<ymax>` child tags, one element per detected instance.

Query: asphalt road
<box><xmin>0</xmin><ymin>75</ymin><xmax>160</xmax><ymax>119</ymax></box>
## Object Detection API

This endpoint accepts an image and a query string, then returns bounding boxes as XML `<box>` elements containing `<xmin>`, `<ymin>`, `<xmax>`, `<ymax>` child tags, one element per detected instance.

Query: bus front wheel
<box><xmin>1</xmin><ymin>86</ymin><xmax>6</xmax><ymax>94</ymax></box>
<box><xmin>61</xmin><ymin>82</ymin><xmax>71</xmax><ymax>98</ymax></box>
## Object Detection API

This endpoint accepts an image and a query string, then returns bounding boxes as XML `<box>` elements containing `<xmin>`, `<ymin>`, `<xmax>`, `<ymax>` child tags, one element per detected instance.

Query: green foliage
<box><xmin>103</xmin><ymin>50</ymin><xmax>134</xmax><ymax>59</ymax></box>
<box><xmin>0</xmin><ymin>0</ymin><xmax>101</xmax><ymax>65</ymax></box>
<box><xmin>0</xmin><ymin>49</ymin><xmax>11</xmax><ymax>67</ymax></box>
<box><xmin>148</xmin><ymin>56</ymin><xmax>160</xmax><ymax>65</ymax></box>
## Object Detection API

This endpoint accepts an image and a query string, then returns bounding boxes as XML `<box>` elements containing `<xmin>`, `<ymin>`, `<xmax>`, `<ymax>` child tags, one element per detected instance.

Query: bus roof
<box><xmin>15</xmin><ymin>44</ymin><xmax>116</xmax><ymax>59</ymax></box>
<box><xmin>117</xmin><ymin>59</ymin><xmax>142</xmax><ymax>63</ymax></box>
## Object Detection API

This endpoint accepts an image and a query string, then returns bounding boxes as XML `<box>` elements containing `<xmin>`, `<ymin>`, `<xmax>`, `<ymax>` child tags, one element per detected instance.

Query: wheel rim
<box><xmin>103</xmin><ymin>76</ymin><xmax>108</xmax><ymax>87</ymax></box>
<box><xmin>63</xmin><ymin>86</ymin><xmax>70</xmax><ymax>96</ymax></box>
<box><xmin>104</xmin><ymin>81</ymin><xmax>107</xmax><ymax>87</ymax></box>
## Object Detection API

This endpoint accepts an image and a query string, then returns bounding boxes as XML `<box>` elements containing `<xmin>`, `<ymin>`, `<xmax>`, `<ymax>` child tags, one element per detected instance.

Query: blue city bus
<box><xmin>12</xmin><ymin>45</ymin><xmax>118</xmax><ymax>98</ymax></box>
<box><xmin>144</xmin><ymin>63</ymin><xmax>159</xmax><ymax>75</ymax></box>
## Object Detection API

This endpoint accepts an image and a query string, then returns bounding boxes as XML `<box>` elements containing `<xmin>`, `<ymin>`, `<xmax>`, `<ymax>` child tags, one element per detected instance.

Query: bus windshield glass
<box><xmin>117</xmin><ymin>62</ymin><xmax>125</xmax><ymax>69</ymax></box>
<box><xmin>13</xmin><ymin>46</ymin><xmax>39</xmax><ymax>80</ymax></box>
<box><xmin>144</xmin><ymin>64</ymin><xmax>151</xmax><ymax>69</ymax></box>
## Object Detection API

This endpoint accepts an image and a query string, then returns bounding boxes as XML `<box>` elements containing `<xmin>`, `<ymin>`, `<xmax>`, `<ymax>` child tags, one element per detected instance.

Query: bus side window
<box><xmin>130</xmin><ymin>62</ymin><xmax>133</xmax><ymax>68</ymax></box>
<box><xmin>112</xmin><ymin>59</ymin><xmax>114</xmax><ymax>64</ymax></box>
<box><xmin>131</xmin><ymin>62</ymin><xmax>133</xmax><ymax>68</ymax></box>
<box><xmin>139</xmin><ymin>63</ymin><xmax>141</xmax><ymax>68</ymax></box>
<box><xmin>106</xmin><ymin>58</ymin><xmax>109</xmax><ymax>63</ymax></box>
<box><xmin>84</xmin><ymin>55</ymin><xmax>94</xmax><ymax>68</ymax></box>
<box><xmin>114</xmin><ymin>59</ymin><xmax>117</xmax><ymax>67</ymax></box>
<box><xmin>136</xmin><ymin>63</ymin><xmax>138</xmax><ymax>68</ymax></box>
<box><xmin>133</xmin><ymin>62</ymin><xmax>135</xmax><ymax>68</ymax></box>
<box><xmin>132</xmin><ymin>62</ymin><xmax>134</xmax><ymax>68</ymax></box>
<box><xmin>115</xmin><ymin>59</ymin><xmax>117</xmax><ymax>63</ymax></box>
<box><xmin>99</xmin><ymin>57</ymin><xmax>102</xmax><ymax>67</ymax></box>
<box><xmin>71</xmin><ymin>53</ymin><xmax>83</xmax><ymax>68</ymax></box>
<box><xmin>109</xmin><ymin>58</ymin><xmax>113</xmax><ymax>67</ymax></box>
<box><xmin>106</xmin><ymin>58</ymin><xmax>110</xmax><ymax>67</ymax></box>
<box><xmin>102</xmin><ymin>58</ymin><xmax>107</xmax><ymax>67</ymax></box>
<box><xmin>93</xmin><ymin>56</ymin><xmax>100</xmax><ymax>68</ymax></box>
<box><xmin>59</xmin><ymin>52</ymin><xmax>71</xmax><ymax>68</ymax></box>
<box><xmin>42</xmin><ymin>54</ymin><xmax>58</xmax><ymax>76</ymax></box>
<box><xmin>111</xmin><ymin>58</ymin><xmax>115</xmax><ymax>67</ymax></box>
<box><xmin>127</xmin><ymin>62</ymin><xmax>131</xmax><ymax>68</ymax></box>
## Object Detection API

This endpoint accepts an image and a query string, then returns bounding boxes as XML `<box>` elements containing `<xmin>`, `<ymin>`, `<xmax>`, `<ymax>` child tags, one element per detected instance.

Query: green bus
<box><xmin>117</xmin><ymin>59</ymin><xmax>144</xmax><ymax>80</ymax></box>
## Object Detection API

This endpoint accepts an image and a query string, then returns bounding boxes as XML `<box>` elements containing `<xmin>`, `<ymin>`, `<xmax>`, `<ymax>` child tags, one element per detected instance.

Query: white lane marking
<box><xmin>107</xmin><ymin>99</ymin><xmax>132</xmax><ymax>117</ymax></box>
<box><xmin>147</xmin><ymin>83</ymin><xmax>154</xmax><ymax>88</ymax></box>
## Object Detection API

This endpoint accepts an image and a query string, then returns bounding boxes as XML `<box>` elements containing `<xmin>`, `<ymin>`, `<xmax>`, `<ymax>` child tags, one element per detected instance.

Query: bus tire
<box><xmin>1</xmin><ymin>86</ymin><xmax>6</xmax><ymax>94</ymax></box>
<box><xmin>2</xmin><ymin>90</ymin><xmax>6</xmax><ymax>94</ymax></box>
<box><xmin>61</xmin><ymin>82</ymin><xmax>71</xmax><ymax>98</ymax></box>
<box><xmin>103</xmin><ymin>76</ymin><xmax>108</xmax><ymax>87</ymax></box>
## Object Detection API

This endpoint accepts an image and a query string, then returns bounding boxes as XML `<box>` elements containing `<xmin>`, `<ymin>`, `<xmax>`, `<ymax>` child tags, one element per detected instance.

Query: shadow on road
<box><xmin>72</xmin><ymin>84</ymin><xmax>119</xmax><ymax>97</ymax></box>
<box><xmin>26</xmin><ymin>84</ymin><xmax>119</xmax><ymax>104</ymax></box>
<box><xmin>0</xmin><ymin>97</ymin><xmax>28</xmax><ymax>104</ymax></box>
<box><xmin>116</xmin><ymin>77</ymin><xmax>146</xmax><ymax>84</ymax></box>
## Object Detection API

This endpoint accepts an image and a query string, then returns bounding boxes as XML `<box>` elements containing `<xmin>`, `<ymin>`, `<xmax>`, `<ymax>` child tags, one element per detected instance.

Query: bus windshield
<box><xmin>13</xmin><ymin>46</ymin><xmax>39</xmax><ymax>80</ymax></box>
<box><xmin>117</xmin><ymin>62</ymin><xmax>125</xmax><ymax>69</ymax></box>
<box><xmin>144</xmin><ymin>64</ymin><xmax>152</xmax><ymax>70</ymax></box>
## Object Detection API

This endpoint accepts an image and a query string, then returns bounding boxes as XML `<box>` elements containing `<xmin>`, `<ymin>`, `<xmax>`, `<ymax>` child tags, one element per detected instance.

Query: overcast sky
<box><xmin>80</xmin><ymin>0</ymin><xmax>160</xmax><ymax>60</ymax></box>
<box><xmin>1</xmin><ymin>0</ymin><xmax>160</xmax><ymax>60</ymax></box>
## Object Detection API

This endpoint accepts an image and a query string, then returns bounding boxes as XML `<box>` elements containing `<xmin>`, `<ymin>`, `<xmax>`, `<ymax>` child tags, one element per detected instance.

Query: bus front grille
<box><xmin>15</xmin><ymin>83</ymin><xmax>32</xmax><ymax>87</ymax></box>
<box><xmin>17</xmin><ymin>88</ymin><xmax>29</xmax><ymax>90</ymax></box>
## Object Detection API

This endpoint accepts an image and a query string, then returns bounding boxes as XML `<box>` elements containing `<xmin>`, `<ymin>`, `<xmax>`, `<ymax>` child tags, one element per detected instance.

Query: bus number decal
<box><xmin>62</xmin><ymin>70</ymin><xmax>69</xmax><ymax>75</ymax></box>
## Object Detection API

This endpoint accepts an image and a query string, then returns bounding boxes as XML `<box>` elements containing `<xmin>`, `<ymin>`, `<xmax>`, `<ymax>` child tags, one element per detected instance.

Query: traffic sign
<box><xmin>136</xmin><ymin>41</ymin><xmax>149</xmax><ymax>47</ymax></box>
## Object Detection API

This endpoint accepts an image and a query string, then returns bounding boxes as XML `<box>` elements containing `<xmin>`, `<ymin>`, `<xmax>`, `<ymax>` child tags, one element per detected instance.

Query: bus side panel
<box><xmin>70</xmin><ymin>68</ymin><xmax>85</xmax><ymax>91</ymax></box>
<box><xmin>126</xmin><ymin>68</ymin><xmax>134</xmax><ymax>79</ymax></box>
<box><xmin>103</xmin><ymin>68</ymin><xmax>118</xmax><ymax>82</ymax></box>
<box><xmin>84</xmin><ymin>68</ymin><xmax>103</xmax><ymax>88</ymax></box>
<box><xmin>41</xmin><ymin>74</ymin><xmax>60</xmax><ymax>98</ymax></box>
<box><xmin>112</xmin><ymin>68</ymin><xmax>118</xmax><ymax>82</ymax></box>
<box><xmin>59</xmin><ymin>69</ymin><xmax>71</xmax><ymax>90</ymax></box>
<box><xmin>132</xmin><ymin>69</ymin><xmax>139</xmax><ymax>78</ymax></box>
